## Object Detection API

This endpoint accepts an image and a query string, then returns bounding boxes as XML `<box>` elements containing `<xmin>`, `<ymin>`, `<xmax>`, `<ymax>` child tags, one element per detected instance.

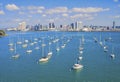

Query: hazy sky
<box><xmin>0</xmin><ymin>0</ymin><xmax>120</xmax><ymax>28</ymax></box>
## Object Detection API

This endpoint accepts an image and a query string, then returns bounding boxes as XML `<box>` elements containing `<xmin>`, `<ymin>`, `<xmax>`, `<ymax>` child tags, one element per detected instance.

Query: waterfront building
<box><xmin>18</xmin><ymin>22</ymin><xmax>26</xmax><ymax>31</ymax></box>
<box><xmin>112</xmin><ymin>21</ymin><xmax>115</xmax><ymax>29</ymax></box>
<box><xmin>49</xmin><ymin>22</ymin><xmax>55</xmax><ymax>30</ymax></box>
<box><xmin>70</xmin><ymin>23</ymin><xmax>75</xmax><ymax>30</ymax></box>
<box><xmin>75</xmin><ymin>21</ymin><xmax>83</xmax><ymax>31</ymax></box>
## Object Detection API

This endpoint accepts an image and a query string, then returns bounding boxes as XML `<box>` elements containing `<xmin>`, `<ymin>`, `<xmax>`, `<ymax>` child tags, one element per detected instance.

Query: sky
<box><xmin>0</xmin><ymin>0</ymin><xmax>120</xmax><ymax>28</ymax></box>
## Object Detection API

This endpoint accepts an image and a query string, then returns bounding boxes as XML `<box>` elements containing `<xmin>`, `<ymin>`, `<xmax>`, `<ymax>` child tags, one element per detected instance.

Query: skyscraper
<box><xmin>75</xmin><ymin>21</ymin><xmax>83</xmax><ymax>31</ymax></box>
<box><xmin>18</xmin><ymin>22</ymin><xmax>26</xmax><ymax>31</ymax></box>
<box><xmin>112</xmin><ymin>21</ymin><xmax>115</xmax><ymax>29</ymax></box>
<box><xmin>49</xmin><ymin>22</ymin><xmax>55</xmax><ymax>30</ymax></box>
<box><xmin>70</xmin><ymin>23</ymin><xmax>75</xmax><ymax>30</ymax></box>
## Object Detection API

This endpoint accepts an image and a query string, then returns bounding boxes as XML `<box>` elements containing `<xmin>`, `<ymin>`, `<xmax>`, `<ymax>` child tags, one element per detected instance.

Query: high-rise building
<box><xmin>60</xmin><ymin>25</ymin><xmax>63</xmax><ymax>28</ymax></box>
<box><xmin>112</xmin><ymin>21</ymin><xmax>115</xmax><ymax>29</ymax></box>
<box><xmin>70</xmin><ymin>23</ymin><xmax>75</xmax><ymax>30</ymax></box>
<box><xmin>75</xmin><ymin>21</ymin><xmax>83</xmax><ymax>31</ymax></box>
<box><xmin>18</xmin><ymin>22</ymin><xmax>26</xmax><ymax>31</ymax></box>
<box><xmin>49</xmin><ymin>22</ymin><xmax>55</xmax><ymax>29</ymax></box>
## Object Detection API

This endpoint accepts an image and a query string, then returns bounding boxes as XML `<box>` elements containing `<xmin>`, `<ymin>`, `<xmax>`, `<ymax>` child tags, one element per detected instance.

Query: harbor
<box><xmin>0</xmin><ymin>31</ymin><xmax>120</xmax><ymax>82</ymax></box>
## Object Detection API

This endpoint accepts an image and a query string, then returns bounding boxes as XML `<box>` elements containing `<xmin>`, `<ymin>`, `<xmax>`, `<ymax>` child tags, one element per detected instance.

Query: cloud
<box><xmin>46</xmin><ymin>7</ymin><xmax>68</xmax><ymax>14</ymax></box>
<box><xmin>113</xmin><ymin>0</ymin><xmax>119</xmax><ymax>2</ymax></box>
<box><xmin>71</xmin><ymin>14</ymin><xmax>92</xmax><ymax>19</ymax></box>
<box><xmin>28</xmin><ymin>15</ymin><xmax>32</xmax><ymax>18</ymax></box>
<box><xmin>0</xmin><ymin>10</ymin><xmax>5</xmax><ymax>15</ymax></box>
<box><xmin>62</xmin><ymin>13</ymin><xmax>68</xmax><ymax>17</ymax></box>
<box><xmin>42</xmin><ymin>14</ymin><xmax>46</xmax><ymax>17</ymax></box>
<box><xmin>71</xmin><ymin>7</ymin><xmax>110</xmax><ymax>13</ymax></box>
<box><xmin>70</xmin><ymin>13</ymin><xmax>96</xmax><ymax>21</ymax></box>
<box><xmin>86</xmin><ymin>17</ymin><xmax>94</xmax><ymax>20</ymax></box>
<box><xmin>20</xmin><ymin>6</ymin><xmax>45</xmax><ymax>14</ymax></box>
<box><xmin>27</xmin><ymin>6</ymin><xmax>45</xmax><ymax>10</ymax></box>
<box><xmin>47</xmin><ymin>19</ymin><xmax>55</xmax><ymax>22</ymax></box>
<box><xmin>6</xmin><ymin>4</ymin><xmax>19</xmax><ymax>11</ymax></box>
<box><xmin>37</xmin><ymin>10</ymin><xmax>43</xmax><ymax>13</ymax></box>
<box><xmin>13</xmin><ymin>18</ymin><xmax>22</xmax><ymax>22</ymax></box>
<box><xmin>18</xmin><ymin>11</ymin><xmax>25</xmax><ymax>15</ymax></box>
<box><xmin>29</xmin><ymin>10</ymin><xmax>43</xmax><ymax>14</ymax></box>
<box><xmin>113</xmin><ymin>15</ymin><xmax>120</xmax><ymax>18</ymax></box>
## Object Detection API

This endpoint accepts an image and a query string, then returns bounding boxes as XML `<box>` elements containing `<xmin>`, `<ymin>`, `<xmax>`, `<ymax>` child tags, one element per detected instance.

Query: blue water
<box><xmin>0</xmin><ymin>31</ymin><xmax>120</xmax><ymax>82</ymax></box>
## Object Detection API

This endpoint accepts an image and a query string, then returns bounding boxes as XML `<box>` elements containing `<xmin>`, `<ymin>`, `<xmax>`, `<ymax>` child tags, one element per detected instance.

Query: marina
<box><xmin>0</xmin><ymin>31</ymin><xmax>120</xmax><ymax>82</ymax></box>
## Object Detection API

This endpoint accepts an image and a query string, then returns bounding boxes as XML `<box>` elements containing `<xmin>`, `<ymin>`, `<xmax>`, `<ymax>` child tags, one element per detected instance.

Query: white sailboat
<box><xmin>12</xmin><ymin>43</ymin><xmax>20</xmax><ymax>59</ymax></box>
<box><xmin>30</xmin><ymin>36</ymin><xmax>34</xmax><ymax>46</ymax></box>
<box><xmin>78</xmin><ymin>56</ymin><xmax>83</xmax><ymax>60</ymax></box>
<box><xmin>17</xmin><ymin>34</ymin><xmax>22</xmax><ymax>44</ymax></box>
<box><xmin>26</xmin><ymin>43</ymin><xmax>32</xmax><ymax>54</ymax></box>
<box><xmin>61</xmin><ymin>38</ymin><xmax>66</xmax><ymax>49</ymax></box>
<box><xmin>22</xmin><ymin>43</ymin><xmax>27</xmax><ymax>48</ymax></box>
<box><xmin>22</xmin><ymin>38</ymin><xmax>28</xmax><ymax>48</ymax></box>
<box><xmin>93</xmin><ymin>36</ymin><xmax>98</xmax><ymax>43</ymax></box>
<box><xmin>25</xmin><ymin>39</ymin><xmax>29</xmax><ymax>43</ymax></box>
<box><xmin>81</xmin><ymin>35</ymin><xmax>85</xmax><ymax>44</ymax></box>
<box><xmin>105</xmin><ymin>33</ymin><xmax>112</xmax><ymax>41</ymax></box>
<box><xmin>79</xmin><ymin>39</ymin><xmax>84</xmax><ymax>51</ymax></box>
<box><xmin>72</xmin><ymin>59</ymin><xmax>83</xmax><ymax>70</ymax></box>
<box><xmin>8</xmin><ymin>37</ymin><xmax>13</xmax><ymax>46</ymax></box>
<box><xmin>9</xmin><ymin>37</ymin><xmax>14</xmax><ymax>51</ymax></box>
<box><xmin>103</xmin><ymin>40</ymin><xmax>108</xmax><ymax>52</ymax></box>
<box><xmin>56</xmin><ymin>40</ymin><xmax>60</xmax><ymax>51</ymax></box>
<box><xmin>35</xmin><ymin>41</ymin><xmax>40</xmax><ymax>50</ymax></box>
<box><xmin>61</xmin><ymin>44</ymin><xmax>66</xmax><ymax>49</ymax></box>
<box><xmin>110</xmin><ymin>47</ymin><xmax>115</xmax><ymax>59</ymax></box>
<box><xmin>39</xmin><ymin>38</ymin><xmax>49</xmax><ymax>62</ymax></box>
<box><xmin>99</xmin><ymin>34</ymin><xmax>103</xmax><ymax>46</ymax></box>
<box><xmin>47</xmin><ymin>42</ymin><xmax>52</xmax><ymax>59</ymax></box>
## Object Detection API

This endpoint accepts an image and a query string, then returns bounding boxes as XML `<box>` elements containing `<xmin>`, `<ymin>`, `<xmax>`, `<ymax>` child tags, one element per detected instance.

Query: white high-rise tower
<box><xmin>18</xmin><ymin>22</ymin><xmax>26</xmax><ymax>31</ymax></box>
<box><xmin>75</xmin><ymin>21</ymin><xmax>83</xmax><ymax>31</ymax></box>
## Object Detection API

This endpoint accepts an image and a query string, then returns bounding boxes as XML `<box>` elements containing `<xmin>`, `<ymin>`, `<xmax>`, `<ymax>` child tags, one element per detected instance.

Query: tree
<box><xmin>0</xmin><ymin>30</ymin><xmax>6</xmax><ymax>37</ymax></box>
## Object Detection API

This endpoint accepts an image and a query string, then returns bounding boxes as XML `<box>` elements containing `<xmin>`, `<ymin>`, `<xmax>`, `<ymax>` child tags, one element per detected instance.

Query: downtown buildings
<box><xmin>6</xmin><ymin>21</ymin><xmax>120</xmax><ymax>32</ymax></box>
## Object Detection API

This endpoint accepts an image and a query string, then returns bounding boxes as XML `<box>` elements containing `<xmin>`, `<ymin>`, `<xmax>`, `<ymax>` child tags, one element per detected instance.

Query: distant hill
<box><xmin>0</xmin><ymin>30</ymin><xmax>6</xmax><ymax>37</ymax></box>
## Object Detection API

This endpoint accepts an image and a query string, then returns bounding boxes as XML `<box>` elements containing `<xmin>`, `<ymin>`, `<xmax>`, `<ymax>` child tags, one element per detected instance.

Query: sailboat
<box><xmin>61</xmin><ymin>43</ymin><xmax>66</xmax><ymax>49</ymax></box>
<box><xmin>39</xmin><ymin>38</ymin><xmax>49</xmax><ymax>62</ymax></box>
<box><xmin>17</xmin><ymin>41</ymin><xmax>22</xmax><ymax>45</ymax></box>
<box><xmin>93</xmin><ymin>36</ymin><xmax>98</xmax><ymax>43</ymax></box>
<box><xmin>22</xmin><ymin>43</ymin><xmax>28</xmax><ymax>48</ymax></box>
<box><xmin>72</xmin><ymin>59</ymin><xmax>83</xmax><ymax>70</ymax></box>
<box><xmin>78</xmin><ymin>56</ymin><xmax>83</xmax><ymax>60</ymax></box>
<box><xmin>56</xmin><ymin>40</ymin><xmax>60</xmax><ymax>51</ymax></box>
<box><xmin>105</xmin><ymin>33</ymin><xmax>112</xmax><ymax>41</ymax></box>
<box><xmin>9</xmin><ymin>37</ymin><xmax>14</xmax><ymax>51</ymax></box>
<box><xmin>99</xmin><ymin>34</ymin><xmax>103</xmax><ymax>46</ymax></box>
<box><xmin>17</xmin><ymin>34</ymin><xmax>22</xmax><ymax>44</ymax></box>
<box><xmin>26</xmin><ymin>49</ymin><xmax>32</xmax><ymax>53</ymax></box>
<box><xmin>22</xmin><ymin>38</ymin><xmax>28</xmax><ymax>48</ymax></box>
<box><xmin>61</xmin><ymin>37</ymin><xmax>66</xmax><ymax>49</ymax></box>
<box><xmin>26</xmin><ymin>43</ymin><xmax>32</xmax><ymax>54</ymax></box>
<box><xmin>103</xmin><ymin>40</ymin><xmax>108</xmax><ymax>52</ymax></box>
<box><xmin>73</xmin><ymin>39</ymin><xmax>83</xmax><ymax>70</ymax></box>
<box><xmin>79</xmin><ymin>39</ymin><xmax>84</xmax><ymax>54</ymax></box>
<box><xmin>12</xmin><ymin>43</ymin><xmax>20</xmax><ymax>59</ymax></box>
<box><xmin>81</xmin><ymin>35</ymin><xmax>85</xmax><ymax>44</ymax></box>
<box><xmin>35</xmin><ymin>41</ymin><xmax>40</xmax><ymax>50</ymax></box>
<box><xmin>110</xmin><ymin>47</ymin><xmax>115</xmax><ymax>59</ymax></box>
<box><xmin>47</xmin><ymin>42</ymin><xmax>52</xmax><ymax>59</ymax></box>
<box><xmin>25</xmin><ymin>39</ymin><xmax>29</xmax><ymax>43</ymax></box>
<box><xmin>8</xmin><ymin>37</ymin><xmax>14</xmax><ymax>46</ymax></box>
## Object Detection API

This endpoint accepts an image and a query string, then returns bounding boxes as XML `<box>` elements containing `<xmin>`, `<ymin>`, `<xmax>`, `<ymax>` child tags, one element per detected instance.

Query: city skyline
<box><xmin>0</xmin><ymin>0</ymin><xmax>120</xmax><ymax>28</ymax></box>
